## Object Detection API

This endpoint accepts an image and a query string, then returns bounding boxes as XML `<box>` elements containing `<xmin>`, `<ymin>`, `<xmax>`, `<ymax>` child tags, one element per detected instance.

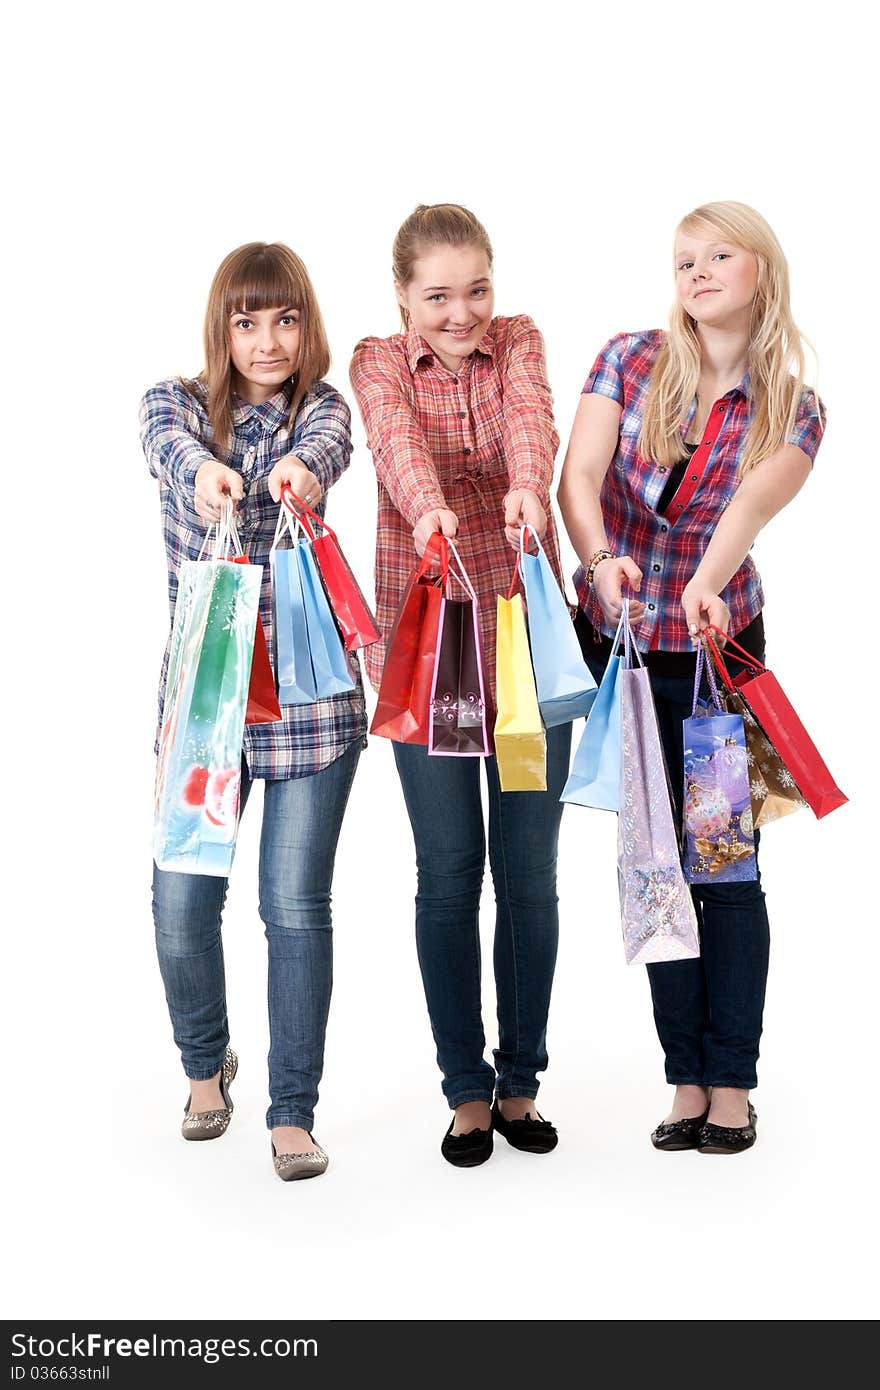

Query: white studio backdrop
<box><xmin>3</xmin><ymin>0</ymin><xmax>875</xmax><ymax>1322</ymax></box>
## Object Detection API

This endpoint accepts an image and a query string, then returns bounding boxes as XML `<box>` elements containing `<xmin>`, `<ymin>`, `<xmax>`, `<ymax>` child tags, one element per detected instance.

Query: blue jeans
<box><xmin>582</xmin><ymin>639</ymin><xmax>770</xmax><ymax>1090</ymax></box>
<box><xmin>152</xmin><ymin>741</ymin><xmax>360</xmax><ymax>1130</ymax></box>
<box><xmin>393</xmin><ymin>724</ymin><xmax>572</xmax><ymax>1108</ymax></box>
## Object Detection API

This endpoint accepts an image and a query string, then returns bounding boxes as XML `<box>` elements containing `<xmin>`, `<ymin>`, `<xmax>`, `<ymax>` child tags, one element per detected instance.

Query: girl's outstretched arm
<box><xmin>682</xmin><ymin>442</ymin><xmax>813</xmax><ymax>638</ymax></box>
<box><xmin>267</xmin><ymin>385</ymin><xmax>352</xmax><ymax>507</ymax></box>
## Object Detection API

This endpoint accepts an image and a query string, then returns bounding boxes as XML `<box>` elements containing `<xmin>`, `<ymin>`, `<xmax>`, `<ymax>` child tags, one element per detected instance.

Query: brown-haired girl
<box><xmin>141</xmin><ymin>242</ymin><xmax>366</xmax><ymax>1181</ymax></box>
<box><xmin>351</xmin><ymin>204</ymin><xmax>570</xmax><ymax>1167</ymax></box>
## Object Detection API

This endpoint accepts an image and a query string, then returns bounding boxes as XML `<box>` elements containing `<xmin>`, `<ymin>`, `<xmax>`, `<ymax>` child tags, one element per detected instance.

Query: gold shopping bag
<box><xmin>494</xmin><ymin>592</ymin><xmax>546</xmax><ymax>792</ymax></box>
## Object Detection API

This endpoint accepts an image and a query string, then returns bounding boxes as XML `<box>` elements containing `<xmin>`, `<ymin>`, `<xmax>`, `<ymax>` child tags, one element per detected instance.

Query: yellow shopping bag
<box><xmin>494</xmin><ymin>590</ymin><xmax>546</xmax><ymax>791</ymax></box>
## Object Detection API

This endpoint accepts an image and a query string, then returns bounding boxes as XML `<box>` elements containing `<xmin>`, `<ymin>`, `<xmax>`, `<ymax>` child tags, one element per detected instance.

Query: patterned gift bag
<box><xmin>683</xmin><ymin>647</ymin><xmax>757</xmax><ymax>885</ymax></box>
<box><xmin>617</xmin><ymin>603</ymin><xmax>700</xmax><ymax>965</ymax></box>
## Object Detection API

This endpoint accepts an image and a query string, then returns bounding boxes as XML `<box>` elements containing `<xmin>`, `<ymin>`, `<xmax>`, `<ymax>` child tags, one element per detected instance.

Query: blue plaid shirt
<box><xmin>140</xmin><ymin>376</ymin><xmax>367</xmax><ymax>780</ymax></box>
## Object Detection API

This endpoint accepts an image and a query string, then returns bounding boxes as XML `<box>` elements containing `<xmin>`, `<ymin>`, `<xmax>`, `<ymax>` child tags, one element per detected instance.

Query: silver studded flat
<box><xmin>181</xmin><ymin>1047</ymin><xmax>238</xmax><ymax>1141</ymax></box>
<box><xmin>271</xmin><ymin>1136</ymin><xmax>329</xmax><ymax>1182</ymax></box>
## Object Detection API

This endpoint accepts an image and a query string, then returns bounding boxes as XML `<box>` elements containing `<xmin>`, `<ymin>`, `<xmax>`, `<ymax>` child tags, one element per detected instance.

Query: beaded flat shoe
<box><xmin>651</xmin><ymin>1107</ymin><xmax>710</xmax><ymax>1152</ymax></box>
<box><xmin>491</xmin><ymin>1100</ymin><xmax>558</xmax><ymax>1154</ymax></box>
<box><xmin>698</xmin><ymin>1102</ymin><xmax>757</xmax><ymax>1155</ymax></box>
<box><xmin>441</xmin><ymin>1119</ymin><xmax>494</xmax><ymax>1168</ymax></box>
<box><xmin>271</xmin><ymin>1138</ymin><xmax>329</xmax><ymax>1182</ymax></box>
<box><xmin>181</xmin><ymin>1047</ymin><xmax>238</xmax><ymax>1141</ymax></box>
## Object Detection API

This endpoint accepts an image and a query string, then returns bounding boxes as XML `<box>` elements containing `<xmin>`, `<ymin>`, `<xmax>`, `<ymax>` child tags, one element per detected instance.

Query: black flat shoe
<box><xmin>651</xmin><ymin>1107</ymin><xmax>710</xmax><ymax>1152</ymax></box>
<box><xmin>698</xmin><ymin>1103</ymin><xmax>757</xmax><ymax>1154</ymax></box>
<box><xmin>491</xmin><ymin>1100</ymin><xmax>558</xmax><ymax>1154</ymax></box>
<box><xmin>441</xmin><ymin>1119</ymin><xmax>494</xmax><ymax>1168</ymax></box>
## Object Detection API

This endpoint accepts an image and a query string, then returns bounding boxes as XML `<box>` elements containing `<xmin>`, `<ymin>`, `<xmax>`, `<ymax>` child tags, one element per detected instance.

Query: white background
<box><xmin>4</xmin><ymin>0</ymin><xmax>875</xmax><ymax>1323</ymax></box>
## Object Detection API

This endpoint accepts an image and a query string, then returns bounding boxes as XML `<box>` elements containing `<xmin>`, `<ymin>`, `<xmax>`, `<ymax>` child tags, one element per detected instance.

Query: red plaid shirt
<box><xmin>350</xmin><ymin>315</ymin><xmax>563</xmax><ymax>697</ymax></box>
<box><xmin>575</xmin><ymin>330</ymin><xmax>826</xmax><ymax>650</ymax></box>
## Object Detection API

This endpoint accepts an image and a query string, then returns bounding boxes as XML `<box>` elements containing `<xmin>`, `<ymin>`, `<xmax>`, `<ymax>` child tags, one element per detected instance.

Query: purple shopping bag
<box><xmin>428</xmin><ymin>540</ymin><xmax>491</xmax><ymax>756</ymax></box>
<box><xmin>683</xmin><ymin>646</ymin><xmax>757</xmax><ymax>885</ymax></box>
<box><xmin>617</xmin><ymin>604</ymin><xmax>700</xmax><ymax>966</ymax></box>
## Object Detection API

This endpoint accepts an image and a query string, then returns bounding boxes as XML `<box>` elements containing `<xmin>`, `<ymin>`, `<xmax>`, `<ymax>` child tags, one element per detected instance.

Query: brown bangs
<box><xmin>224</xmin><ymin>245</ymin><xmax>304</xmax><ymax>316</ymax></box>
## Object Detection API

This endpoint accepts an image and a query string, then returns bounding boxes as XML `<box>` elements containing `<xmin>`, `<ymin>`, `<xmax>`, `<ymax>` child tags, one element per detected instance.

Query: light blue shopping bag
<box><xmin>271</xmin><ymin>503</ymin><xmax>355</xmax><ymax>705</ymax></box>
<box><xmin>519</xmin><ymin>526</ymin><xmax>598</xmax><ymax>727</ymax></box>
<box><xmin>560</xmin><ymin>610</ymin><xmax>625</xmax><ymax>811</ymax></box>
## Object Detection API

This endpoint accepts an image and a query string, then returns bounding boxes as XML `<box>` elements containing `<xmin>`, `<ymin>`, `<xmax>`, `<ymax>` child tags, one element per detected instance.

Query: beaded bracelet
<box><xmin>586</xmin><ymin>548</ymin><xmax>615</xmax><ymax>586</ymax></box>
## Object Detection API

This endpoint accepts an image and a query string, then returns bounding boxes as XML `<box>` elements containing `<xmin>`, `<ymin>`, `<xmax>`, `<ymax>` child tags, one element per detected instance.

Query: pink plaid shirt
<box><xmin>350</xmin><ymin>315</ymin><xmax>563</xmax><ymax>697</ymax></box>
<box><xmin>575</xmin><ymin>330</ymin><xmax>826</xmax><ymax>650</ymax></box>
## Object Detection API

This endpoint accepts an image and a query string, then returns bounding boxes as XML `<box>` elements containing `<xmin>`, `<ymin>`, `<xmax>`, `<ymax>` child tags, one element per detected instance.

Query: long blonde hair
<box><xmin>639</xmin><ymin>201</ymin><xmax>813</xmax><ymax>476</ymax></box>
<box><xmin>185</xmin><ymin>242</ymin><xmax>330</xmax><ymax>454</ymax></box>
<box><xmin>392</xmin><ymin>204</ymin><xmax>494</xmax><ymax>331</ymax></box>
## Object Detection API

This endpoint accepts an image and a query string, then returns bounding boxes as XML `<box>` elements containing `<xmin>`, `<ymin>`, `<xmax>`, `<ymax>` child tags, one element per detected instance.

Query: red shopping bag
<box><xmin>232</xmin><ymin>555</ymin><xmax>283</xmax><ymax>725</ymax></box>
<box><xmin>281</xmin><ymin>487</ymin><xmax>379</xmax><ymax>651</ymax></box>
<box><xmin>370</xmin><ymin>534</ymin><xmax>447</xmax><ymax>744</ymax></box>
<box><xmin>706</xmin><ymin>627</ymin><xmax>846</xmax><ymax>820</ymax></box>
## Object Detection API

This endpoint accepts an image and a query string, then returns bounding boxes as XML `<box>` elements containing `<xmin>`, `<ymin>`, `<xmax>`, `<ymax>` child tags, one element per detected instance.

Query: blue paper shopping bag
<box><xmin>519</xmin><ymin>526</ymin><xmax>598</xmax><ymax>727</ymax></box>
<box><xmin>271</xmin><ymin>503</ymin><xmax>355</xmax><ymax>704</ymax></box>
<box><xmin>560</xmin><ymin>611</ymin><xmax>625</xmax><ymax>811</ymax></box>
<box><xmin>297</xmin><ymin>538</ymin><xmax>357</xmax><ymax>696</ymax></box>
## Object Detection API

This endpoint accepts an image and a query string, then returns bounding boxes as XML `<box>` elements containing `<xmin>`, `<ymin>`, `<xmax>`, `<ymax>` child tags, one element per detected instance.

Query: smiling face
<box><xmin>227</xmin><ymin>305</ymin><xmax>302</xmax><ymax>403</ymax></box>
<box><xmin>396</xmin><ymin>243</ymin><xmax>495</xmax><ymax>372</ymax></box>
<box><xmin>675</xmin><ymin>225</ymin><xmax>759</xmax><ymax>332</ymax></box>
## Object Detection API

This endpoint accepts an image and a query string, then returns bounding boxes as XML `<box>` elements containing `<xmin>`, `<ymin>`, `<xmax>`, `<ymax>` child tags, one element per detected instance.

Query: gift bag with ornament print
<box><xmin>617</xmin><ymin>603</ymin><xmax>700</xmax><ymax>966</ymax></box>
<box><xmin>683</xmin><ymin>647</ymin><xmax>757</xmax><ymax>885</ymax></box>
<box><xmin>702</xmin><ymin>633</ymin><xmax>806</xmax><ymax>828</ymax></box>
<box><xmin>705</xmin><ymin>626</ymin><xmax>846</xmax><ymax>821</ymax></box>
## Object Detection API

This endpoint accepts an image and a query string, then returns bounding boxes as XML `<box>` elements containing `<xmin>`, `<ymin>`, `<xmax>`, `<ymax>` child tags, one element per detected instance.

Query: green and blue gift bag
<box><xmin>154</xmin><ymin>519</ymin><xmax>261</xmax><ymax>877</ymax></box>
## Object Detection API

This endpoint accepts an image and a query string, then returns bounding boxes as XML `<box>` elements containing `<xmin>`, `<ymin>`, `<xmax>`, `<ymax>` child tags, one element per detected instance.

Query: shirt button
<box><xmin>657</xmin><ymin>466</ymin><xmax>667</xmax><ymax>473</ymax></box>
<box><xmin>464</xmin><ymin>448</ymin><xmax>472</xmax><ymax>456</ymax></box>
<box><xmin>690</xmin><ymin>474</ymin><xmax>698</xmax><ymax>482</ymax></box>
<box><xmin>718</xmin><ymin>404</ymin><xmax>726</xmax><ymax>413</ymax></box>
<box><xmin>648</xmin><ymin>603</ymin><xmax>656</xmax><ymax>611</ymax></box>
<box><xmin>660</xmin><ymin>524</ymin><xmax>668</xmax><ymax>532</ymax></box>
<box><xmin>653</xmin><ymin>564</ymin><xmax>661</xmax><ymax>572</ymax></box>
<box><xmin>459</xmin><ymin>411</ymin><xmax>466</xmax><ymax>419</ymax></box>
<box><xmin>704</xmin><ymin>439</ymin><xmax>713</xmax><ymax>446</ymax></box>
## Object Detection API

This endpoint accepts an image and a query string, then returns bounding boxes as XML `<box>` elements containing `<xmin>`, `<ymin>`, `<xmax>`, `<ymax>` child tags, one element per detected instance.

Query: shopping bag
<box><xmin>231</xmin><ymin>556</ymin><xmax>281</xmax><ymax>724</ymax></box>
<box><xmin>271</xmin><ymin>504</ymin><xmax>356</xmax><ymax>705</ymax></box>
<box><xmin>370</xmin><ymin>533</ymin><xmax>446</xmax><ymax>744</ymax></box>
<box><xmin>682</xmin><ymin>647</ymin><xmax>757</xmax><ymax>884</ymax></box>
<box><xmin>616</xmin><ymin>604</ymin><xmax>700</xmax><ymax>965</ymax></box>
<box><xmin>560</xmin><ymin>611</ymin><xmax>625</xmax><ymax>811</ymax></box>
<box><xmin>518</xmin><ymin>525</ymin><xmax>598</xmax><ymax>727</ymax></box>
<box><xmin>702</xmin><ymin>634</ymin><xmax>806</xmax><ymax>828</ymax></box>
<box><xmin>154</xmin><ymin>510</ymin><xmax>261</xmax><ymax>876</ymax></box>
<box><xmin>281</xmin><ymin>487</ymin><xmax>379</xmax><ymax>651</ymax></box>
<box><xmin>494</xmin><ymin>561</ymin><xmax>546</xmax><ymax>791</ymax></box>
<box><xmin>706</xmin><ymin>626</ymin><xmax>847</xmax><ymax>820</ymax></box>
<box><xmin>428</xmin><ymin>540</ymin><xmax>491</xmax><ymax>756</ymax></box>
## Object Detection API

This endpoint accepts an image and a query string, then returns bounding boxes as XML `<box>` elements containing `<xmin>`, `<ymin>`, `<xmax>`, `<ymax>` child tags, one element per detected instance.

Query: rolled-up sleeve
<box><xmin>350</xmin><ymin>338</ymin><xmax>447</xmax><ymax>528</ymax></box>
<box><xmin>499</xmin><ymin>316</ymin><xmax>560</xmax><ymax>505</ymax></box>
<box><xmin>786</xmin><ymin>386</ymin><xmax>826</xmax><ymax>465</ymax></box>
<box><xmin>290</xmin><ymin>385</ymin><xmax>353</xmax><ymax>493</ymax></box>
<box><xmin>139</xmin><ymin>381</ymin><xmax>215</xmax><ymax>523</ymax></box>
<box><xmin>582</xmin><ymin>334</ymin><xmax>628</xmax><ymax>404</ymax></box>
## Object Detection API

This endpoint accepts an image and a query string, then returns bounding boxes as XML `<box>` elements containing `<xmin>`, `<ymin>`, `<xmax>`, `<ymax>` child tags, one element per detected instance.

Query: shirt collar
<box><xmin>232</xmin><ymin>381</ymin><xmax>293</xmax><ymax>429</ymax></box>
<box><xmin>404</xmin><ymin>323</ymin><xmax>496</xmax><ymax>373</ymax></box>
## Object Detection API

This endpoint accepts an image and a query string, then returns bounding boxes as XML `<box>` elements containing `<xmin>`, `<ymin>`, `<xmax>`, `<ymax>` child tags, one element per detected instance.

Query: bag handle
<box><xmin>271</xmin><ymin>498</ymin><xmax>309</xmax><ymax>553</ymax></box>
<box><xmin>197</xmin><ymin>500</ymin><xmax>243</xmax><ymax>561</ymax></box>
<box><xmin>706</xmin><ymin>624</ymin><xmax>767</xmax><ymax>675</ymax></box>
<box><xmin>692</xmin><ymin>642</ymin><xmax>725</xmax><ymax>715</ymax></box>
<box><xmin>280</xmin><ymin>484</ymin><xmax>339</xmax><ymax>545</ymax></box>
<box><xmin>416</xmin><ymin>531</ymin><xmax>449</xmax><ymax>584</ymax></box>
<box><xmin>446</xmin><ymin>538</ymin><xmax>478</xmax><ymax>603</ymax></box>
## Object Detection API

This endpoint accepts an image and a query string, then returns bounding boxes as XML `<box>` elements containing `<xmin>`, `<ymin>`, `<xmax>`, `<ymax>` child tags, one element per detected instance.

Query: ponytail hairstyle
<box><xmin>392</xmin><ymin>204</ymin><xmax>494</xmax><ymax>330</ymax></box>
<box><xmin>639</xmin><ymin>201</ymin><xmax>814</xmax><ymax>477</ymax></box>
<box><xmin>185</xmin><ymin>242</ymin><xmax>330</xmax><ymax>455</ymax></box>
